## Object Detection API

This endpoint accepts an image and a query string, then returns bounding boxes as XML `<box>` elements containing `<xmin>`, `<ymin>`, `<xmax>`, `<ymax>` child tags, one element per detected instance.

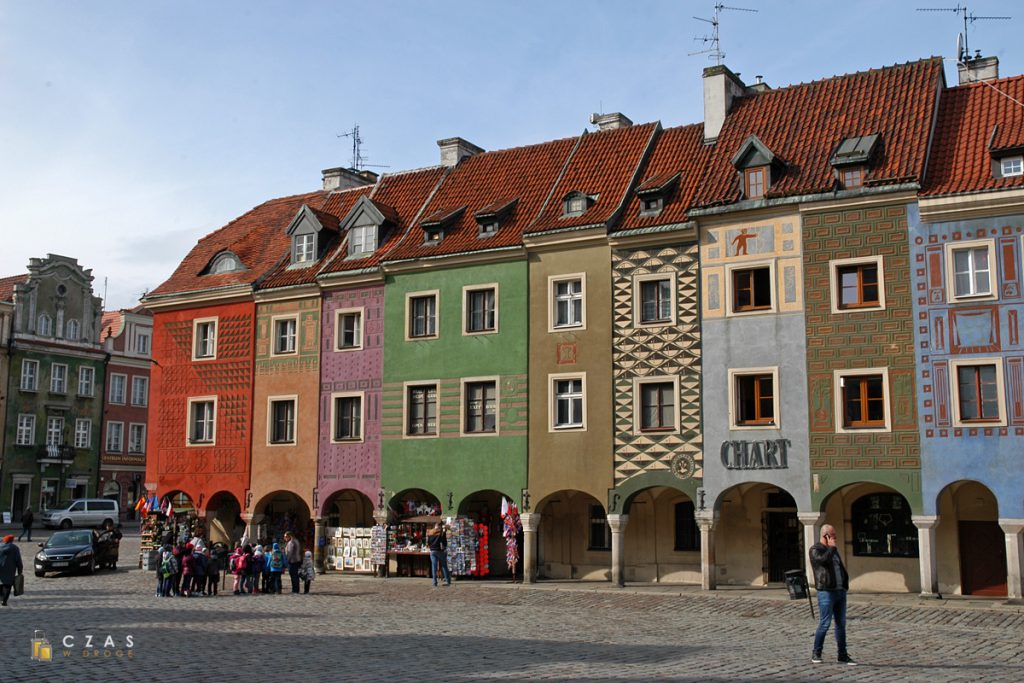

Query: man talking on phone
<box><xmin>809</xmin><ymin>524</ymin><xmax>856</xmax><ymax>665</ymax></box>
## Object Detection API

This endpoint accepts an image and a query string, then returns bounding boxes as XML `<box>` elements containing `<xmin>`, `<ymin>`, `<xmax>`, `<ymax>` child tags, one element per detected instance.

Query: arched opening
<box><xmin>386</xmin><ymin>489</ymin><xmax>442</xmax><ymax>578</ymax></box>
<box><xmin>623</xmin><ymin>487</ymin><xmax>701</xmax><ymax>584</ymax></box>
<box><xmin>252</xmin><ymin>491</ymin><xmax>312</xmax><ymax>547</ymax></box>
<box><xmin>937</xmin><ymin>480</ymin><xmax>1005</xmax><ymax>596</ymax></box>
<box><xmin>321</xmin><ymin>489</ymin><xmax>376</xmax><ymax>573</ymax></box>
<box><xmin>166</xmin><ymin>490</ymin><xmax>196</xmax><ymax>515</ymax></box>
<box><xmin>206</xmin><ymin>491</ymin><xmax>244</xmax><ymax>546</ymax></box>
<box><xmin>536</xmin><ymin>490</ymin><xmax>609</xmax><ymax>581</ymax></box>
<box><xmin>715</xmin><ymin>483</ymin><xmax>800</xmax><ymax>586</ymax></box>
<box><xmin>102</xmin><ymin>480</ymin><xmax>120</xmax><ymax>502</ymax></box>
<box><xmin>459</xmin><ymin>489</ymin><xmax>516</xmax><ymax>577</ymax></box>
<box><xmin>323</xmin><ymin>489</ymin><xmax>375</xmax><ymax>528</ymax></box>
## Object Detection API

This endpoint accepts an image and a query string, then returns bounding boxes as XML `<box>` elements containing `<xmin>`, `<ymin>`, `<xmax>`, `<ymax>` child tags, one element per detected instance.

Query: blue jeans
<box><xmin>429</xmin><ymin>550</ymin><xmax>451</xmax><ymax>585</ymax></box>
<box><xmin>813</xmin><ymin>589</ymin><xmax>848</xmax><ymax>657</ymax></box>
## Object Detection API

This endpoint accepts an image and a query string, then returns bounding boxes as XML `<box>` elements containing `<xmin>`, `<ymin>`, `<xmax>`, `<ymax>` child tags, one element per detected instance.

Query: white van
<box><xmin>40</xmin><ymin>499</ymin><xmax>119</xmax><ymax>529</ymax></box>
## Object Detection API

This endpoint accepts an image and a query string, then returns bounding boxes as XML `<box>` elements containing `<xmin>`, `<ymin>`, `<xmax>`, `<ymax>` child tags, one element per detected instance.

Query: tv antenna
<box><xmin>337</xmin><ymin>124</ymin><xmax>389</xmax><ymax>171</ymax></box>
<box><xmin>689</xmin><ymin>4</ymin><xmax>758</xmax><ymax>65</ymax></box>
<box><xmin>917</xmin><ymin>4</ymin><xmax>1010</xmax><ymax>63</ymax></box>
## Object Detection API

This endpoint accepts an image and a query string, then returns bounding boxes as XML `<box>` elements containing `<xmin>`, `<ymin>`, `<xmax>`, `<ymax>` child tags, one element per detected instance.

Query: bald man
<box><xmin>808</xmin><ymin>524</ymin><xmax>855</xmax><ymax>665</ymax></box>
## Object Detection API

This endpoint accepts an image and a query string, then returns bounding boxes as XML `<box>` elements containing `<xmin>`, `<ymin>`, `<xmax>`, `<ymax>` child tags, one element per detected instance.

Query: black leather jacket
<box><xmin>809</xmin><ymin>542</ymin><xmax>849</xmax><ymax>591</ymax></box>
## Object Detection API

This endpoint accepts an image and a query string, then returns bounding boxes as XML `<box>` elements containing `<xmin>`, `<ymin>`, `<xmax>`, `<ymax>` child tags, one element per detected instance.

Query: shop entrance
<box><xmin>12</xmin><ymin>482</ymin><xmax>30</xmax><ymax>522</ymax></box>
<box><xmin>206</xmin><ymin>491</ymin><xmax>244</xmax><ymax>546</ymax></box>
<box><xmin>253</xmin><ymin>491</ymin><xmax>311</xmax><ymax>546</ymax></box>
<box><xmin>763</xmin><ymin>490</ymin><xmax>800</xmax><ymax>583</ymax></box>
<box><xmin>459</xmin><ymin>489</ymin><xmax>514</xmax><ymax>577</ymax></box>
<box><xmin>959</xmin><ymin>521</ymin><xmax>1007</xmax><ymax>596</ymax></box>
<box><xmin>938</xmin><ymin>480</ymin><xmax>1006</xmax><ymax>597</ymax></box>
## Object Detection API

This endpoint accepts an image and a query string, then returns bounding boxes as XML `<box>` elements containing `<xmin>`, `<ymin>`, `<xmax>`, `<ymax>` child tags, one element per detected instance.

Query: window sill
<box><xmin>334</xmin><ymin>346</ymin><xmax>363</xmax><ymax>352</ymax></box>
<box><xmin>331</xmin><ymin>437</ymin><xmax>363</xmax><ymax>444</ymax></box>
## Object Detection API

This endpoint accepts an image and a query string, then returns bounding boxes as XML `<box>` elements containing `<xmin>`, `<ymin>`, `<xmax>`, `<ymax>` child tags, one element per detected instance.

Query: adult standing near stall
<box><xmin>426</xmin><ymin>522</ymin><xmax>451</xmax><ymax>587</ymax></box>
<box><xmin>18</xmin><ymin>508</ymin><xmax>34</xmax><ymax>542</ymax></box>
<box><xmin>0</xmin><ymin>534</ymin><xmax>24</xmax><ymax>606</ymax></box>
<box><xmin>284</xmin><ymin>531</ymin><xmax>302</xmax><ymax>594</ymax></box>
<box><xmin>809</xmin><ymin>524</ymin><xmax>856</xmax><ymax>666</ymax></box>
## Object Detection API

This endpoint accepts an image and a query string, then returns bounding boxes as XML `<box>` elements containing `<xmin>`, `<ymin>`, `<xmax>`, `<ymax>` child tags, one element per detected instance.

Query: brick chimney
<box><xmin>322</xmin><ymin>167</ymin><xmax>375</xmax><ymax>191</ymax></box>
<box><xmin>437</xmin><ymin>137</ymin><xmax>484</xmax><ymax>167</ymax></box>
<box><xmin>958</xmin><ymin>54</ymin><xmax>999</xmax><ymax>85</ymax></box>
<box><xmin>703</xmin><ymin>64</ymin><xmax>746</xmax><ymax>142</ymax></box>
<box><xmin>590</xmin><ymin>112</ymin><xmax>633</xmax><ymax>130</ymax></box>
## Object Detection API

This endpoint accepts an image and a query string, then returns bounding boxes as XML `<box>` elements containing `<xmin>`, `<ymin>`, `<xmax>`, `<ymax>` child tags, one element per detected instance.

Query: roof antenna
<box><xmin>337</xmin><ymin>124</ymin><xmax>389</xmax><ymax>171</ymax></box>
<box><xmin>689</xmin><ymin>3</ymin><xmax>758</xmax><ymax>65</ymax></box>
<box><xmin>916</xmin><ymin>4</ymin><xmax>1010</xmax><ymax>63</ymax></box>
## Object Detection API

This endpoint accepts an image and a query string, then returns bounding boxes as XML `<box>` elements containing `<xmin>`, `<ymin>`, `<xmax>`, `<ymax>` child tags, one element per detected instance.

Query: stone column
<box><xmin>521</xmin><ymin>512</ymin><xmax>540</xmax><ymax>584</ymax></box>
<box><xmin>912</xmin><ymin>515</ymin><xmax>940</xmax><ymax>598</ymax></box>
<box><xmin>697</xmin><ymin>514</ymin><xmax>718</xmax><ymax>591</ymax></box>
<box><xmin>999</xmin><ymin>519</ymin><xmax>1024</xmax><ymax>600</ymax></box>
<box><xmin>240</xmin><ymin>513</ymin><xmax>254</xmax><ymax>547</ymax></box>
<box><xmin>607</xmin><ymin>513</ymin><xmax>629</xmax><ymax>587</ymax></box>
<box><xmin>312</xmin><ymin>517</ymin><xmax>326</xmax><ymax>574</ymax></box>
<box><xmin>798</xmin><ymin>512</ymin><xmax>825</xmax><ymax>591</ymax></box>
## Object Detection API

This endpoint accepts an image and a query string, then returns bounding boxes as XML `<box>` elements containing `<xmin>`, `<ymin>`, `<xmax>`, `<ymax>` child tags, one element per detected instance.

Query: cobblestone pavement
<box><xmin>1</xmin><ymin>533</ymin><xmax>1022</xmax><ymax>682</ymax></box>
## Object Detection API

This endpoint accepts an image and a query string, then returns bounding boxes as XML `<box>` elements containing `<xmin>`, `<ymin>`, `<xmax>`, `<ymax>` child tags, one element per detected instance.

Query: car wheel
<box><xmin>35</xmin><ymin>571</ymin><xmax>45</xmax><ymax>578</ymax></box>
<box><xmin>59</xmin><ymin>519</ymin><xmax>72</xmax><ymax>529</ymax></box>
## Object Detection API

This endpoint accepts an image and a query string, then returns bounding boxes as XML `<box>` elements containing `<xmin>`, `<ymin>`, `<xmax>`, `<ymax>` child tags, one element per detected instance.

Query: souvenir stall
<box><xmin>325</xmin><ymin>527</ymin><xmax>376</xmax><ymax>573</ymax></box>
<box><xmin>384</xmin><ymin>496</ymin><xmax>482</xmax><ymax>578</ymax></box>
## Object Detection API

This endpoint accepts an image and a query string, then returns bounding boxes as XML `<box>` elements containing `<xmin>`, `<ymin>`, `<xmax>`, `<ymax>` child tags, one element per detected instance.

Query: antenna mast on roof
<box><xmin>336</xmin><ymin>124</ymin><xmax>390</xmax><ymax>172</ymax></box>
<box><xmin>916</xmin><ymin>4</ymin><xmax>1010</xmax><ymax>63</ymax></box>
<box><xmin>689</xmin><ymin>3</ymin><xmax>758</xmax><ymax>65</ymax></box>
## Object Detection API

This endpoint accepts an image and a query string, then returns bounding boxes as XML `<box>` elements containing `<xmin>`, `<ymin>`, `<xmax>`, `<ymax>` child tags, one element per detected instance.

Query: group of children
<box><xmin>157</xmin><ymin>540</ymin><xmax>226</xmax><ymax>597</ymax></box>
<box><xmin>228</xmin><ymin>543</ymin><xmax>315</xmax><ymax>595</ymax></box>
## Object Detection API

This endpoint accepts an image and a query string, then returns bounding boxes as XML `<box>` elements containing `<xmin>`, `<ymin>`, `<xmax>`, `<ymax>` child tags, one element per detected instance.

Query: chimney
<box><xmin>703</xmin><ymin>64</ymin><xmax>746</xmax><ymax>142</ymax></box>
<box><xmin>589</xmin><ymin>112</ymin><xmax>633</xmax><ymax>131</ymax></box>
<box><xmin>437</xmin><ymin>137</ymin><xmax>484</xmax><ymax>167</ymax></box>
<box><xmin>958</xmin><ymin>53</ymin><xmax>999</xmax><ymax>85</ymax></box>
<box><xmin>747</xmin><ymin>74</ymin><xmax>771</xmax><ymax>94</ymax></box>
<box><xmin>322</xmin><ymin>167</ymin><xmax>375</xmax><ymax>191</ymax></box>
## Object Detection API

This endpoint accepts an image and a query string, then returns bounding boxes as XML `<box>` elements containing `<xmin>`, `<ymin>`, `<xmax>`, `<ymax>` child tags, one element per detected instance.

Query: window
<box><xmin>550</xmin><ymin>275</ymin><xmax>585</xmax><ymax>330</ymax></box>
<box><xmin>74</xmin><ymin>419</ymin><xmax>91</xmax><ymax>449</ymax></box>
<box><xmin>464</xmin><ymin>286</ymin><xmax>496</xmax><ymax>334</ymax></box>
<box><xmin>464</xmin><ymin>380</ymin><xmax>497</xmax><ymax>434</ymax></box>
<box><xmin>552</xmin><ymin>374</ymin><xmax>585</xmax><ymax>430</ymax></box>
<box><xmin>269</xmin><ymin>399</ymin><xmax>296</xmax><ymax>444</ymax></box>
<box><xmin>407</xmin><ymin>293</ymin><xmax>438</xmax><ymax>339</ymax></box>
<box><xmin>50</xmin><ymin>364</ymin><xmax>68</xmax><ymax>394</ymax></box>
<box><xmin>841</xmin><ymin>167</ymin><xmax>864</xmax><ymax>189</ymax></box>
<box><xmin>46</xmin><ymin>416</ymin><xmax>64</xmax><ymax>447</ymax></box>
<box><xmin>836</xmin><ymin>369</ymin><xmax>889</xmax><ymax>431</ymax></box>
<box><xmin>65</xmin><ymin>319</ymin><xmax>80</xmax><ymax>341</ymax></box>
<box><xmin>188</xmin><ymin>399</ymin><xmax>216</xmax><ymax>444</ymax></box>
<box><xmin>349</xmin><ymin>225</ymin><xmax>377</xmax><ymax>256</ymax></box>
<box><xmin>731</xmin><ymin>265</ymin><xmax>773</xmax><ymax>312</ymax></box>
<box><xmin>637</xmin><ymin>380</ymin><xmax>676</xmax><ymax>432</ymax></box>
<box><xmin>851</xmin><ymin>493</ymin><xmax>918</xmax><ymax>558</ymax></box>
<box><xmin>109</xmin><ymin>374</ymin><xmax>127</xmax><ymax>404</ymax></box>
<box><xmin>588</xmin><ymin>505</ymin><xmax>611</xmax><ymax>551</ymax></box>
<box><xmin>193</xmin><ymin>319</ymin><xmax>217</xmax><ymax>359</ymax></box>
<box><xmin>640</xmin><ymin>196</ymin><xmax>663</xmax><ymax>216</ymax></box>
<box><xmin>1000</xmin><ymin>156</ymin><xmax>1023</xmax><ymax>177</ymax></box>
<box><xmin>334</xmin><ymin>309</ymin><xmax>362</xmax><ymax>350</ymax></box>
<box><xmin>636</xmin><ymin>275</ymin><xmax>674</xmax><ymax>325</ymax></box>
<box><xmin>406</xmin><ymin>384</ymin><xmax>438</xmax><ymax>436</ymax></box>
<box><xmin>273</xmin><ymin>317</ymin><xmax>297</xmax><ymax>355</ymax></box>
<box><xmin>106</xmin><ymin>422</ymin><xmax>124</xmax><ymax>452</ymax></box>
<box><xmin>15</xmin><ymin>415</ymin><xmax>35</xmax><ymax>446</ymax></box>
<box><xmin>423</xmin><ymin>228</ymin><xmax>443</xmax><ymax>245</ymax></box>
<box><xmin>20</xmin><ymin>359</ymin><xmax>39</xmax><ymax>391</ymax></box>
<box><xmin>131</xmin><ymin>376</ymin><xmax>149</xmax><ymax>407</ymax></box>
<box><xmin>293</xmin><ymin>233</ymin><xmax>315</xmax><ymax>264</ymax></box>
<box><xmin>135</xmin><ymin>332</ymin><xmax>151</xmax><ymax>355</ymax></box>
<box><xmin>478</xmin><ymin>221</ymin><xmax>499</xmax><ymax>237</ymax></box>
<box><xmin>563</xmin><ymin>192</ymin><xmax>595</xmax><ymax>218</ymax></box>
<box><xmin>830</xmin><ymin>256</ymin><xmax>885</xmax><ymax>313</ymax></box>
<box><xmin>674</xmin><ymin>501</ymin><xmax>700</xmax><ymax>551</ymax></box>
<box><xmin>744</xmin><ymin>167</ymin><xmax>766</xmax><ymax>199</ymax></box>
<box><xmin>208</xmin><ymin>252</ymin><xmax>243</xmax><ymax>274</ymax></box>
<box><xmin>38</xmin><ymin>314</ymin><xmax>52</xmax><ymax>336</ymax></box>
<box><xmin>731</xmin><ymin>370</ymin><xmax>778</xmax><ymax>427</ymax></box>
<box><xmin>947</xmin><ymin>241</ymin><xmax>995</xmax><ymax>300</ymax></box>
<box><xmin>951</xmin><ymin>359</ymin><xmax>1006</xmax><ymax>426</ymax></box>
<box><xmin>78</xmin><ymin>366</ymin><xmax>95</xmax><ymax>397</ymax></box>
<box><xmin>128</xmin><ymin>424</ymin><xmax>146</xmax><ymax>454</ymax></box>
<box><xmin>332</xmin><ymin>394</ymin><xmax>362</xmax><ymax>441</ymax></box>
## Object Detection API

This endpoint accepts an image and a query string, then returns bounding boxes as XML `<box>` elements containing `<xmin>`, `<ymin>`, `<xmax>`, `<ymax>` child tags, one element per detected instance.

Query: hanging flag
<box><xmin>134</xmin><ymin>495</ymin><xmax>146</xmax><ymax>511</ymax></box>
<box><xmin>165</xmin><ymin>498</ymin><xmax>173</xmax><ymax>517</ymax></box>
<box><xmin>500</xmin><ymin>497</ymin><xmax>510</xmax><ymax>519</ymax></box>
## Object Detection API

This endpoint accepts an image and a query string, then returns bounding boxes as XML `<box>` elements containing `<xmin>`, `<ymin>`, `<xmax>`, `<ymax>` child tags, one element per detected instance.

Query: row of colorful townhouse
<box><xmin>142</xmin><ymin>55</ymin><xmax>1024</xmax><ymax>597</ymax></box>
<box><xmin>0</xmin><ymin>257</ymin><xmax>153</xmax><ymax>520</ymax></box>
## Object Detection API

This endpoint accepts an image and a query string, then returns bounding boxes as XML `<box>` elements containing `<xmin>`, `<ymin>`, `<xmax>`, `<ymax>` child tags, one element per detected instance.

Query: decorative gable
<box><xmin>286</xmin><ymin>204</ymin><xmax>339</xmax><ymax>267</ymax></box>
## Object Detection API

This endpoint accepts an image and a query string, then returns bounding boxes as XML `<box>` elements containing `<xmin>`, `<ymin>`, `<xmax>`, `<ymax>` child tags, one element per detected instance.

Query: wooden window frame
<box><xmin>744</xmin><ymin>166</ymin><xmax>767</xmax><ymax>199</ymax></box>
<box><xmin>949</xmin><ymin>358</ymin><xmax>1006</xmax><ymax>427</ymax></box>
<box><xmin>404</xmin><ymin>382</ymin><xmax>439</xmax><ymax>438</ymax></box>
<box><xmin>462</xmin><ymin>284</ymin><xmax>499</xmax><ymax>336</ymax></box>
<box><xmin>405</xmin><ymin>291</ymin><xmax>439</xmax><ymax>340</ymax></box>
<box><xmin>267</xmin><ymin>396</ymin><xmax>297</xmax><ymax>446</ymax></box>
<box><xmin>633</xmin><ymin>272</ymin><xmax>677</xmax><ymax>327</ymax></box>
<box><xmin>830</xmin><ymin>255</ymin><xmax>885</xmax><ymax>313</ymax></box>
<box><xmin>726</xmin><ymin>262</ymin><xmax>775</xmax><ymax>315</ymax></box>
<box><xmin>632</xmin><ymin>375</ymin><xmax>680</xmax><ymax>434</ymax></box>
<box><xmin>330</xmin><ymin>391</ymin><xmax>364</xmax><ymax>443</ymax></box>
<box><xmin>834</xmin><ymin>368</ymin><xmax>890</xmax><ymax>433</ymax></box>
<box><xmin>461</xmin><ymin>377</ymin><xmax>499</xmax><ymax>436</ymax></box>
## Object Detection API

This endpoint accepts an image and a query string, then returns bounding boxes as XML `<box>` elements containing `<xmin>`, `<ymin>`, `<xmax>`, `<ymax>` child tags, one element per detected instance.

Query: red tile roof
<box><xmin>693</xmin><ymin>58</ymin><xmax>944</xmax><ymax>208</ymax></box>
<box><xmin>617</xmin><ymin>123</ymin><xmax>714</xmax><ymax>231</ymax></box>
<box><xmin>386</xmin><ymin>137</ymin><xmax>578</xmax><ymax>261</ymax></box>
<box><xmin>923</xmin><ymin>74</ymin><xmax>1024</xmax><ymax>196</ymax></box>
<box><xmin>0</xmin><ymin>274</ymin><xmax>26</xmax><ymax>303</ymax></box>
<box><xmin>100</xmin><ymin>311</ymin><xmax>123</xmax><ymax>342</ymax></box>
<box><xmin>528</xmin><ymin>123</ymin><xmax>658</xmax><ymax>234</ymax></box>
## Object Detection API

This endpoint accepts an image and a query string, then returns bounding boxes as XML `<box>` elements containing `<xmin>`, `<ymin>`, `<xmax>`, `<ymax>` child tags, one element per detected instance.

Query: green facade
<box><xmin>381</xmin><ymin>259</ymin><xmax>528</xmax><ymax>512</ymax></box>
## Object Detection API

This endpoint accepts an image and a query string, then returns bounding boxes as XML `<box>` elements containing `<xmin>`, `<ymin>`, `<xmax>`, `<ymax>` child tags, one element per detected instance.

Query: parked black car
<box><xmin>34</xmin><ymin>529</ymin><xmax>120</xmax><ymax>577</ymax></box>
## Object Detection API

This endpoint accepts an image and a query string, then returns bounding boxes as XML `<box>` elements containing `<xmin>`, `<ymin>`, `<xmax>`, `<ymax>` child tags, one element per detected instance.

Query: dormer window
<box><xmin>830</xmin><ymin>134</ymin><xmax>879</xmax><ymax>190</ymax></box>
<box><xmin>479</xmin><ymin>221</ymin><xmax>499</xmax><ymax>237</ymax></box>
<box><xmin>286</xmin><ymin>204</ymin><xmax>339</xmax><ymax>267</ymax></box>
<box><xmin>635</xmin><ymin>172</ymin><xmax>679</xmax><ymax>218</ymax></box>
<box><xmin>731</xmin><ymin>135</ymin><xmax>781</xmax><ymax>201</ymax></box>
<box><xmin>424</xmin><ymin>229</ymin><xmax>443</xmax><ymax>245</ymax></box>
<box><xmin>744</xmin><ymin>167</ymin><xmax>767</xmax><ymax>200</ymax></box>
<box><xmin>1000</xmin><ymin>156</ymin><xmax>1023</xmax><ymax>177</ymax></box>
<box><xmin>641</xmin><ymin>197</ymin><xmax>663</xmax><ymax>215</ymax></box>
<box><xmin>563</xmin><ymin>192</ymin><xmax>596</xmax><ymax>218</ymax></box>
<box><xmin>206</xmin><ymin>251</ymin><xmax>245</xmax><ymax>275</ymax></box>
<box><xmin>349</xmin><ymin>225</ymin><xmax>377</xmax><ymax>256</ymax></box>
<box><xmin>474</xmin><ymin>198</ymin><xmax>516</xmax><ymax>238</ymax></box>
<box><xmin>293</xmin><ymin>233</ymin><xmax>315</xmax><ymax>264</ymax></box>
<box><xmin>420</xmin><ymin>206</ymin><xmax>466</xmax><ymax>245</ymax></box>
<box><xmin>841</xmin><ymin>167</ymin><xmax>864</xmax><ymax>189</ymax></box>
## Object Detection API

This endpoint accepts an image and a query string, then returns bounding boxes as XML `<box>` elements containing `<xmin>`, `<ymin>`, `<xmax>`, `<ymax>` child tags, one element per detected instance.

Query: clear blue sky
<box><xmin>1</xmin><ymin>1</ymin><xmax>1020</xmax><ymax>309</ymax></box>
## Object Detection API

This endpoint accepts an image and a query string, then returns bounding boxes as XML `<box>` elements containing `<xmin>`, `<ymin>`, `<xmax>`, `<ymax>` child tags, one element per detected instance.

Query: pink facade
<box><xmin>317</xmin><ymin>284</ymin><xmax>384</xmax><ymax>514</ymax></box>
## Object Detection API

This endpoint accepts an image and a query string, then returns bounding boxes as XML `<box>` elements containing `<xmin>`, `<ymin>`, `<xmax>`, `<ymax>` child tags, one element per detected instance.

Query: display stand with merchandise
<box><xmin>326</xmin><ymin>527</ymin><xmax>376</xmax><ymax>573</ymax></box>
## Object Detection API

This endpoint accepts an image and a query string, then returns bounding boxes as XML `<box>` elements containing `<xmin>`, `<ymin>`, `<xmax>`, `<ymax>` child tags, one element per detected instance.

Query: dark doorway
<box><xmin>12</xmin><ymin>484</ymin><xmax>29</xmax><ymax>522</ymax></box>
<box><xmin>764</xmin><ymin>511</ymin><xmax>802</xmax><ymax>583</ymax></box>
<box><xmin>959</xmin><ymin>521</ymin><xmax>1007</xmax><ymax>596</ymax></box>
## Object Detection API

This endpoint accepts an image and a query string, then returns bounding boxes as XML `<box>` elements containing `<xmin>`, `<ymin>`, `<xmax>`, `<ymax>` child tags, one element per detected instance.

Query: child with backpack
<box><xmin>230</xmin><ymin>546</ymin><xmax>246</xmax><ymax>595</ymax></box>
<box><xmin>160</xmin><ymin>551</ymin><xmax>178</xmax><ymax>598</ymax></box>
<box><xmin>249</xmin><ymin>546</ymin><xmax>265</xmax><ymax>595</ymax></box>
<box><xmin>267</xmin><ymin>542</ymin><xmax>286</xmax><ymax>594</ymax></box>
<box><xmin>300</xmin><ymin>550</ymin><xmax>315</xmax><ymax>594</ymax></box>
<box><xmin>206</xmin><ymin>546</ymin><xmax>222</xmax><ymax>596</ymax></box>
<box><xmin>191</xmin><ymin>545</ymin><xmax>207</xmax><ymax>596</ymax></box>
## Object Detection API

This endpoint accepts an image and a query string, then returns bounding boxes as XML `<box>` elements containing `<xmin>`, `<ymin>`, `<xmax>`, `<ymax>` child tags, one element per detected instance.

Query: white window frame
<box><xmin>128</xmin><ymin>423</ymin><xmax>147</xmax><ymax>454</ymax></box>
<box><xmin>460</xmin><ymin>376</ymin><xmax>500</xmax><ymax>437</ymax></box>
<box><xmin>186</xmin><ymin>396</ymin><xmax>217</xmax><ymax>446</ymax></box>
<box><xmin>829</xmin><ymin>255</ymin><xmax>886</xmax><ymax>314</ymax></box>
<box><xmin>549</xmin><ymin>372</ymin><xmax>587</xmax><ymax>432</ymax></box>
<box><xmin>833</xmin><ymin>367</ymin><xmax>891</xmax><ymax>434</ymax></box>
<box><xmin>334</xmin><ymin>307</ymin><xmax>364</xmax><ymax>351</ymax></box>
<box><xmin>135</xmin><ymin>331</ymin><xmax>151</xmax><ymax>355</ymax></box>
<box><xmin>293</xmin><ymin>233</ymin><xmax>316</xmax><ymax>264</ymax></box>
<box><xmin>20</xmin><ymin>359</ymin><xmax>39</xmax><ymax>392</ymax></box>
<box><xmin>462</xmin><ymin>283</ymin><xmax>499</xmax><ymax>336</ymax></box>
<box><xmin>192</xmin><ymin>317</ymin><xmax>218</xmax><ymax>360</ymax></box>
<box><xmin>330</xmin><ymin>391</ymin><xmax>365</xmax><ymax>443</ymax></box>
<box><xmin>46</xmin><ymin>416</ymin><xmax>64</xmax><ymax>447</ymax></box>
<box><xmin>548</xmin><ymin>274</ymin><xmax>587</xmax><ymax>332</ymax></box>
<box><xmin>348</xmin><ymin>225</ymin><xmax>377</xmax><ymax>257</ymax></box>
<box><xmin>266</xmin><ymin>395</ymin><xmax>298</xmax><ymax>446</ymax></box>
<box><xmin>49</xmin><ymin>363</ymin><xmax>68</xmax><ymax>394</ymax></box>
<box><xmin>403</xmin><ymin>381</ymin><xmax>440</xmax><ymax>439</ymax></box>
<box><xmin>15</xmin><ymin>414</ymin><xmax>36</xmax><ymax>446</ymax></box>
<box><xmin>633</xmin><ymin>272</ymin><xmax>677</xmax><ymax>327</ymax></box>
<box><xmin>945</xmin><ymin>239</ymin><xmax>998</xmax><ymax>302</ymax></box>
<box><xmin>405</xmin><ymin>290</ymin><xmax>439</xmax><ymax>340</ymax></box>
<box><xmin>727</xmin><ymin>367</ymin><xmax>781</xmax><ymax>430</ymax></box>
<box><xmin>948</xmin><ymin>357</ymin><xmax>1007</xmax><ymax>427</ymax></box>
<box><xmin>109</xmin><ymin>373</ymin><xmax>127</xmax><ymax>405</ymax></box>
<box><xmin>106</xmin><ymin>421</ymin><xmax>124</xmax><ymax>453</ymax></box>
<box><xmin>271</xmin><ymin>315</ymin><xmax>299</xmax><ymax>356</ymax></box>
<box><xmin>78</xmin><ymin>366</ymin><xmax>95</xmax><ymax>397</ymax></box>
<box><xmin>74</xmin><ymin>418</ymin><xmax>91</xmax><ymax>449</ymax></box>
<box><xmin>65</xmin><ymin>319</ymin><xmax>80</xmax><ymax>341</ymax></box>
<box><xmin>38</xmin><ymin>314</ymin><xmax>52</xmax><ymax>336</ymax></box>
<box><xmin>1000</xmin><ymin>155</ymin><xmax>1023</xmax><ymax>177</ymax></box>
<box><xmin>725</xmin><ymin>260</ymin><xmax>777</xmax><ymax>316</ymax></box>
<box><xmin>632</xmin><ymin>375</ymin><xmax>680</xmax><ymax>434</ymax></box>
<box><xmin>131</xmin><ymin>376</ymin><xmax>149</xmax><ymax>407</ymax></box>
